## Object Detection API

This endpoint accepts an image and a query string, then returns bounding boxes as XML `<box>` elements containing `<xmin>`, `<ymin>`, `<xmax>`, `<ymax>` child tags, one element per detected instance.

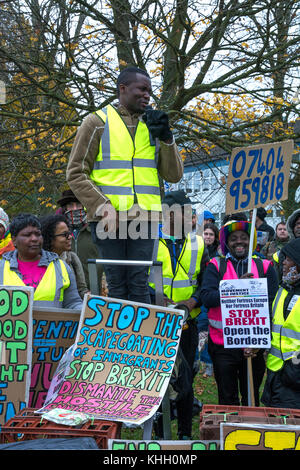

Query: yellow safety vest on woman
<box><xmin>90</xmin><ymin>105</ymin><xmax>162</xmax><ymax>212</ymax></box>
<box><xmin>149</xmin><ymin>233</ymin><xmax>204</xmax><ymax>318</ymax></box>
<box><xmin>267</xmin><ymin>286</ymin><xmax>300</xmax><ymax>371</ymax></box>
<box><xmin>0</xmin><ymin>259</ymin><xmax>70</xmax><ymax>307</ymax></box>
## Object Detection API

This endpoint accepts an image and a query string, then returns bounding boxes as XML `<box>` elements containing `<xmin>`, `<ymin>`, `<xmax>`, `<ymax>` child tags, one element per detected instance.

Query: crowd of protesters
<box><xmin>1</xmin><ymin>66</ymin><xmax>300</xmax><ymax>440</ymax></box>
<box><xmin>195</xmin><ymin>207</ymin><xmax>300</xmax><ymax>411</ymax></box>
<box><xmin>1</xmin><ymin>200</ymin><xmax>300</xmax><ymax>429</ymax></box>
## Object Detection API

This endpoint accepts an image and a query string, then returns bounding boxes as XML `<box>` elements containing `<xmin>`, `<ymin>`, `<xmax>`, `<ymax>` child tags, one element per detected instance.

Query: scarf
<box><xmin>282</xmin><ymin>265</ymin><xmax>300</xmax><ymax>286</ymax></box>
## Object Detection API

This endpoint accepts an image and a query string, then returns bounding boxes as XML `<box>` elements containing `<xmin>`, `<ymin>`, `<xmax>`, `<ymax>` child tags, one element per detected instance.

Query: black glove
<box><xmin>143</xmin><ymin>109</ymin><xmax>173</xmax><ymax>142</ymax></box>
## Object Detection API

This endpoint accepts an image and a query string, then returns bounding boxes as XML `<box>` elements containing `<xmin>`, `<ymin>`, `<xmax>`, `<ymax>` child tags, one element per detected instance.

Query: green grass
<box><xmin>120</xmin><ymin>362</ymin><xmax>267</xmax><ymax>441</ymax></box>
<box><xmin>120</xmin><ymin>362</ymin><xmax>218</xmax><ymax>441</ymax></box>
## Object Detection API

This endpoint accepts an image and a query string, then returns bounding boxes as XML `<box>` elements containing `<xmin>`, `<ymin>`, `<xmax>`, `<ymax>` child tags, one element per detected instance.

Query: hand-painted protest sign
<box><xmin>220</xmin><ymin>278</ymin><xmax>271</xmax><ymax>348</ymax></box>
<box><xmin>29</xmin><ymin>308</ymin><xmax>80</xmax><ymax>408</ymax></box>
<box><xmin>0</xmin><ymin>286</ymin><xmax>33</xmax><ymax>426</ymax></box>
<box><xmin>108</xmin><ymin>439</ymin><xmax>219</xmax><ymax>450</ymax></box>
<box><xmin>37</xmin><ymin>295</ymin><xmax>184</xmax><ymax>425</ymax></box>
<box><xmin>221</xmin><ymin>422</ymin><xmax>300</xmax><ymax>450</ymax></box>
<box><xmin>226</xmin><ymin>140</ymin><xmax>294</xmax><ymax>214</ymax></box>
<box><xmin>39</xmin><ymin>345</ymin><xmax>76</xmax><ymax>410</ymax></box>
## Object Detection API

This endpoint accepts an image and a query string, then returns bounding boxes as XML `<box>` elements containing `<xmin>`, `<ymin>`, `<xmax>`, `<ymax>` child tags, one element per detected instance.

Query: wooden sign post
<box><xmin>225</xmin><ymin>139</ymin><xmax>294</xmax><ymax>406</ymax></box>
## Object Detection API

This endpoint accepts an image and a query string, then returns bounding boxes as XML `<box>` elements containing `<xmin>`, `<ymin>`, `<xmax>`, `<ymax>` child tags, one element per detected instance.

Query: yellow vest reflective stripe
<box><xmin>272</xmin><ymin>250</ymin><xmax>280</xmax><ymax>264</ymax></box>
<box><xmin>90</xmin><ymin>105</ymin><xmax>162</xmax><ymax>212</ymax></box>
<box><xmin>149</xmin><ymin>233</ymin><xmax>204</xmax><ymax>318</ymax></box>
<box><xmin>267</xmin><ymin>287</ymin><xmax>300</xmax><ymax>371</ymax></box>
<box><xmin>2</xmin><ymin>259</ymin><xmax>70</xmax><ymax>306</ymax></box>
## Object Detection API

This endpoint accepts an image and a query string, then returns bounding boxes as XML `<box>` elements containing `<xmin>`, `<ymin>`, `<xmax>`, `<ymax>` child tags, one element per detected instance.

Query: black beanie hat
<box><xmin>281</xmin><ymin>238</ymin><xmax>300</xmax><ymax>267</ymax></box>
<box><xmin>257</xmin><ymin>207</ymin><xmax>267</xmax><ymax>220</ymax></box>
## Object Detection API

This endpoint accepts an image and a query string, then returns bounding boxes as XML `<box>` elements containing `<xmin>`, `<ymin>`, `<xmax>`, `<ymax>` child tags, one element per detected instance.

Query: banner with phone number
<box><xmin>226</xmin><ymin>140</ymin><xmax>294</xmax><ymax>214</ymax></box>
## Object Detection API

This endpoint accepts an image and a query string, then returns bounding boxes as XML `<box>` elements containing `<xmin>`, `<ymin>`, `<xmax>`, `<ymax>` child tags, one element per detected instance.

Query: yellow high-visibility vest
<box><xmin>273</xmin><ymin>250</ymin><xmax>280</xmax><ymax>264</ymax></box>
<box><xmin>267</xmin><ymin>287</ymin><xmax>300</xmax><ymax>371</ymax></box>
<box><xmin>149</xmin><ymin>233</ymin><xmax>204</xmax><ymax>318</ymax></box>
<box><xmin>1</xmin><ymin>259</ymin><xmax>70</xmax><ymax>307</ymax></box>
<box><xmin>90</xmin><ymin>105</ymin><xmax>162</xmax><ymax>212</ymax></box>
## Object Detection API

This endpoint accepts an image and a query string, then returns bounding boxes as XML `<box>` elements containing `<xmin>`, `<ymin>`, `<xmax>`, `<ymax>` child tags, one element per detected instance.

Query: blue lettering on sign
<box><xmin>33</xmin><ymin>320</ymin><xmax>78</xmax><ymax>340</ymax></box>
<box><xmin>4</xmin><ymin>401</ymin><xmax>26</xmax><ymax>425</ymax></box>
<box><xmin>85</xmin><ymin>299</ymin><xmax>151</xmax><ymax>333</ymax></box>
<box><xmin>232</xmin><ymin>150</ymin><xmax>246</xmax><ymax>178</ymax></box>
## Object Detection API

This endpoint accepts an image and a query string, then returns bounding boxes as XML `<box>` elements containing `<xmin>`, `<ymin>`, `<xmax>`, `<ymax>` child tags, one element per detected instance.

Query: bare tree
<box><xmin>0</xmin><ymin>0</ymin><xmax>299</xmax><ymax>214</ymax></box>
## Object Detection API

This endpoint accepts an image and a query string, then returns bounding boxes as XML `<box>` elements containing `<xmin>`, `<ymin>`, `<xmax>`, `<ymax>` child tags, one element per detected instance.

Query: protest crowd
<box><xmin>1</xmin><ymin>67</ymin><xmax>300</xmax><ymax>441</ymax></box>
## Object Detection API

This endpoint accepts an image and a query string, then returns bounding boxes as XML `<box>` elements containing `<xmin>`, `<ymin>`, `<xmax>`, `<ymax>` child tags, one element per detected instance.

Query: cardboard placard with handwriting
<box><xmin>29</xmin><ymin>308</ymin><xmax>80</xmax><ymax>408</ymax></box>
<box><xmin>108</xmin><ymin>439</ymin><xmax>220</xmax><ymax>451</ymax></box>
<box><xmin>0</xmin><ymin>286</ymin><xmax>33</xmax><ymax>426</ymax></box>
<box><xmin>226</xmin><ymin>140</ymin><xmax>294</xmax><ymax>214</ymax></box>
<box><xmin>221</xmin><ymin>422</ymin><xmax>300</xmax><ymax>450</ymax></box>
<box><xmin>37</xmin><ymin>295</ymin><xmax>184</xmax><ymax>425</ymax></box>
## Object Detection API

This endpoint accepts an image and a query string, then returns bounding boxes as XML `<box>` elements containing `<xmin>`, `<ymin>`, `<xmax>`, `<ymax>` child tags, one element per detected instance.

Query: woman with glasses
<box><xmin>0</xmin><ymin>213</ymin><xmax>82</xmax><ymax>309</ymax></box>
<box><xmin>41</xmin><ymin>214</ymin><xmax>89</xmax><ymax>299</ymax></box>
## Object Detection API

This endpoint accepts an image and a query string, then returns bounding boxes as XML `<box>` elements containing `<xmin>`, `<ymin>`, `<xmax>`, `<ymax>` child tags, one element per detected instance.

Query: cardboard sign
<box><xmin>29</xmin><ymin>308</ymin><xmax>80</xmax><ymax>408</ymax></box>
<box><xmin>108</xmin><ymin>439</ymin><xmax>220</xmax><ymax>451</ymax></box>
<box><xmin>0</xmin><ymin>286</ymin><xmax>33</xmax><ymax>426</ymax></box>
<box><xmin>221</xmin><ymin>422</ymin><xmax>300</xmax><ymax>450</ymax></box>
<box><xmin>37</xmin><ymin>295</ymin><xmax>184</xmax><ymax>425</ymax></box>
<box><xmin>220</xmin><ymin>278</ymin><xmax>271</xmax><ymax>348</ymax></box>
<box><xmin>226</xmin><ymin>140</ymin><xmax>294</xmax><ymax>214</ymax></box>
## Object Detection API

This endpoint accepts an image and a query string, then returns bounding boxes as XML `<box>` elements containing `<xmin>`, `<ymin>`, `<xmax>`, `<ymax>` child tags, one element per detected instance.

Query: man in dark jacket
<box><xmin>262</xmin><ymin>221</ymin><xmax>289</xmax><ymax>260</ymax></box>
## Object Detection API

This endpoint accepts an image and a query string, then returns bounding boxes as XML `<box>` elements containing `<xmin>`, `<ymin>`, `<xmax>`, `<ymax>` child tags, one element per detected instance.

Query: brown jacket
<box><xmin>66</xmin><ymin>104</ymin><xmax>183</xmax><ymax>222</ymax></box>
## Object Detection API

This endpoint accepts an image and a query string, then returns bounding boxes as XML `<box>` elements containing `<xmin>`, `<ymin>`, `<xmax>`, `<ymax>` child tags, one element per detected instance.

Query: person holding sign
<box><xmin>200</xmin><ymin>220</ymin><xmax>278</xmax><ymax>406</ymax></box>
<box><xmin>0</xmin><ymin>213</ymin><xmax>82</xmax><ymax>309</ymax></box>
<box><xmin>0</xmin><ymin>208</ymin><xmax>15</xmax><ymax>259</ymax></box>
<box><xmin>262</xmin><ymin>238</ymin><xmax>300</xmax><ymax>409</ymax></box>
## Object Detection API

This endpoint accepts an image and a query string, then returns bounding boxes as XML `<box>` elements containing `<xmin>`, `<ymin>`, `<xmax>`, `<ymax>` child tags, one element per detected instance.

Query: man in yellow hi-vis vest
<box><xmin>67</xmin><ymin>67</ymin><xmax>183</xmax><ymax>303</ymax></box>
<box><xmin>149</xmin><ymin>190</ymin><xmax>209</xmax><ymax>440</ymax></box>
<box><xmin>262</xmin><ymin>238</ymin><xmax>300</xmax><ymax>409</ymax></box>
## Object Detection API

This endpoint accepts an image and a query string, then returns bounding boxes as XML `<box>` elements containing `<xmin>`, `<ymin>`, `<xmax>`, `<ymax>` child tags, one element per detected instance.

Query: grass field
<box><xmin>120</xmin><ymin>362</ymin><xmax>218</xmax><ymax>441</ymax></box>
<box><xmin>121</xmin><ymin>362</ymin><xmax>267</xmax><ymax>441</ymax></box>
